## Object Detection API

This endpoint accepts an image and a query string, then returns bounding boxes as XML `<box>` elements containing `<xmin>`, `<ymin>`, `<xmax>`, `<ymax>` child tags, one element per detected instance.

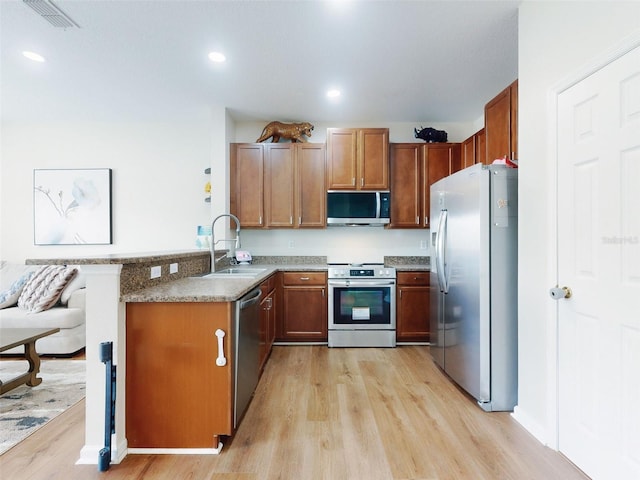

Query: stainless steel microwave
<box><xmin>326</xmin><ymin>191</ymin><xmax>391</xmax><ymax>226</ymax></box>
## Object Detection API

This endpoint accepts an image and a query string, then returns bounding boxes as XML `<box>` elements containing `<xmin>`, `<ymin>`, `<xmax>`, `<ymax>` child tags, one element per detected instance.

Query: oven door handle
<box><xmin>328</xmin><ymin>280</ymin><xmax>396</xmax><ymax>287</ymax></box>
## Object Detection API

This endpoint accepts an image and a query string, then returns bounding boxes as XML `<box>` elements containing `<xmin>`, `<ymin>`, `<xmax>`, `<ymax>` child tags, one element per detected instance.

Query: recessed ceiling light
<box><xmin>208</xmin><ymin>51</ymin><xmax>226</xmax><ymax>63</ymax></box>
<box><xmin>23</xmin><ymin>51</ymin><xmax>45</xmax><ymax>62</ymax></box>
<box><xmin>327</xmin><ymin>89</ymin><xmax>341</xmax><ymax>98</ymax></box>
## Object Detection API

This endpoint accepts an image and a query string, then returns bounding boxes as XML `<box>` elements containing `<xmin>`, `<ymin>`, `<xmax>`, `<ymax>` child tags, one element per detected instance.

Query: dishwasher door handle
<box><xmin>215</xmin><ymin>329</ymin><xmax>227</xmax><ymax>366</ymax></box>
<box><xmin>239</xmin><ymin>288</ymin><xmax>262</xmax><ymax>309</ymax></box>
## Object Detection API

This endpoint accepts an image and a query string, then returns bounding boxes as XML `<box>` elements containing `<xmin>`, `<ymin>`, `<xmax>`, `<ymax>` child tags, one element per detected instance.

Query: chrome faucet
<box><xmin>211</xmin><ymin>213</ymin><xmax>241</xmax><ymax>272</ymax></box>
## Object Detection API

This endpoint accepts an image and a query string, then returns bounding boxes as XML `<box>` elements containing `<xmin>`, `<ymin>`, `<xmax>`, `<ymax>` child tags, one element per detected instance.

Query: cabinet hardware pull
<box><xmin>290</xmin><ymin>216</ymin><xmax>293</xmax><ymax>225</ymax></box>
<box><xmin>298</xmin><ymin>216</ymin><xmax>301</xmax><ymax>225</ymax></box>
<box><xmin>361</xmin><ymin>178</ymin><xmax>364</xmax><ymax>187</ymax></box>
<box><xmin>215</xmin><ymin>329</ymin><xmax>227</xmax><ymax>367</ymax></box>
<box><xmin>300</xmin><ymin>277</ymin><xmax>310</xmax><ymax>281</ymax></box>
<box><xmin>259</xmin><ymin>216</ymin><xmax>262</xmax><ymax>225</ymax></box>
<box><xmin>425</xmin><ymin>216</ymin><xmax>428</xmax><ymax>225</ymax></box>
<box><xmin>322</xmin><ymin>288</ymin><xmax>325</xmax><ymax>297</ymax></box>
<box><xmin>352</xmin><ymin>177</ymin><xmax>355</xmax><ymax>185</ymax></box>
<box><xmin>416</xmin><ymin>216</ymin><xmax>419</xmax><ymax>224</ymax></box>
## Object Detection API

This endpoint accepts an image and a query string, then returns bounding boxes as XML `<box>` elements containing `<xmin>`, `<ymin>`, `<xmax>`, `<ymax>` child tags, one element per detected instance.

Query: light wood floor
<box><xmin>0</xmin><ymin>346</ymin><xmax>589</xmax><ymax>480</ymax></box>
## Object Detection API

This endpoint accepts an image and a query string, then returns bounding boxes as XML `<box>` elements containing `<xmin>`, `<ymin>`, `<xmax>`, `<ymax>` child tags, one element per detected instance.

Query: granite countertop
<box><xmin>25</xmin><ymin>250</ymin><xmax>429</xmax><ymax>303</ymax></box>
<box><xmin>123</xmin><ymin>261</ymin><xmax>430</xmax><ymax>303</ymax></box>
<box><xmin>122</xmin><ymin>264</ymin><xmax>328</xmax><ymax>303</ymax></box>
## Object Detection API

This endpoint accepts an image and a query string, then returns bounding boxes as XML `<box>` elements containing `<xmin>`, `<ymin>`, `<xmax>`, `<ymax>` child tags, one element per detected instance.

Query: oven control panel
<box><xmin>328</xmin><ymin>265</ymin><xmax>396</xmax><ymax>279</ymax></box>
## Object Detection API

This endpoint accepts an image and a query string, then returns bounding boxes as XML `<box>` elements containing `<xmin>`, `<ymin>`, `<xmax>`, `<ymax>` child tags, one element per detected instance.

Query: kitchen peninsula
<box><xmin>25</xmin><ymin>251</ymin><xmax>428</xmax><ymax>463</ymax></box>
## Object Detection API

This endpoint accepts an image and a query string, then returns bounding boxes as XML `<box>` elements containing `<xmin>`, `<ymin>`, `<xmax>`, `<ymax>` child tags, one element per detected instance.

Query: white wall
<box><xmin>516</xmin><ymin>1</ymin><xmax>640</xmax><ymax>443</ymax></box>
<box><xmin>0</xmin><ymin>117</ymin><xmax>215</xmax><ymax>262</ymax></box>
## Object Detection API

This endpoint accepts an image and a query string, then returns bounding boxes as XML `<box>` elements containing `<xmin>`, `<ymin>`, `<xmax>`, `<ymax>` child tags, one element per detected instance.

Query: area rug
<box><xmin>0</xmin><ymin>359</ymin><xmax>85</xmax><ymax>455</ymax></box>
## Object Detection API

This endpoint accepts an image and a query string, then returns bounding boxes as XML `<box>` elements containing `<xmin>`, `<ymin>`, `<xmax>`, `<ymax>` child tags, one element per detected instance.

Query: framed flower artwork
<box><xmin>33</xmin><ymin>168</ymin><xmax>113</xmax><ymax>245</ymax></box>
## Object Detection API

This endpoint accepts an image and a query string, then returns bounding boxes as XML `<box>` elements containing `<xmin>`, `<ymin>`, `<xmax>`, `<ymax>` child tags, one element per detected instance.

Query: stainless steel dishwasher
<box><xmin>234</xmin><ymin>287</ymin><xmax>261</xmax><ymax>428</ymax></box>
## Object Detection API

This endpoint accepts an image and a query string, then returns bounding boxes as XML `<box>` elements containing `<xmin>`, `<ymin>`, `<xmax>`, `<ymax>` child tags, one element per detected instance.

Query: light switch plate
<box><xmin>170</xmin><ymin>263</ymin><xmax>178</xmax><ymax>274</ymax></box>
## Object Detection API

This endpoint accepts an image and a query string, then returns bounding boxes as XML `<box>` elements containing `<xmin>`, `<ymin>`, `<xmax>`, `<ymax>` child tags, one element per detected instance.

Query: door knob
<box><xmin>549</xmin><ymin>286</ymin><xmax>572</xmax><ymax>300</ymax></box>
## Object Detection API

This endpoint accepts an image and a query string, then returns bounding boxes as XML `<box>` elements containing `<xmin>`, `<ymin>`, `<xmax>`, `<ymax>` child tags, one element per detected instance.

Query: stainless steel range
<box><xmin>327</xmin><ymin>263</ymin><xmax>396</xmax><ymax>348</ymax></box>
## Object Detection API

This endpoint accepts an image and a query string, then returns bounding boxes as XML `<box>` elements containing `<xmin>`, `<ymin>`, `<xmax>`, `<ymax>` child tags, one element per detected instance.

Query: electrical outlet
<box><xmin>150</xmin><ymin>266</ymin><xmax>162</xmax><ymax>279</ymax></box>
<box><xmin>170</xmin><ymin>263</ymin><xmax>178</xmax><ymax>274</ymax></box>
<box><xmin>420</xmin><ymin>240</ymin><xmax>427</xmax><ymax>250</ymax></box>
<box><xmin>288</xmin><ymin>240</ymin><xmax>295</xmax><ymax>248</ymax></box>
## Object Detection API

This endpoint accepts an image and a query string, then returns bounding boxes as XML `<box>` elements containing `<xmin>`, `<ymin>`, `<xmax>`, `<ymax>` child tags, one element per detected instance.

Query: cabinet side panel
<box><xmin>126</xmin><ymin>302</ymin><xmax>233</xmax><ymax>448</ymax></box>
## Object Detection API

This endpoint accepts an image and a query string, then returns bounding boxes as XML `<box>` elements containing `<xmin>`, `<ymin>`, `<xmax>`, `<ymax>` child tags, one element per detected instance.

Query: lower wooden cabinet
<box><xmin>259</xmin><ymin>274</ymin><xmax>276</xmax><ymax>371</ymax></box>
<box><xmin>126</xmin><ymin>302</ymin><xmax>234</xmax><ymax>448</ymax></box>
<box><xmin>396</xmin><ymin>271</ymin><xmax>430</xmax><ymax>342</ymax></box>
<box><xmin>277</xmin><ymin>271</ymin><xmax>327</xmax><ymax>342</ymax></box>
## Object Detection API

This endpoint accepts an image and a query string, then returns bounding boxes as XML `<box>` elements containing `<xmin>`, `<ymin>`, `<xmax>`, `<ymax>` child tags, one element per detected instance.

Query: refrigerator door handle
<box><xmin>436</xmin><ymin>209</ymin><xmax>448</xmax><ymax>293</ymax></box>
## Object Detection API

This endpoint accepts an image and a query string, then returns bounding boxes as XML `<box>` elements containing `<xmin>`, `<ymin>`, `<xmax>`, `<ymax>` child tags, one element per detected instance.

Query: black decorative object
<box><xmin>98</xmin><ymin>341</ymin><xmax>116</xmax><ymax>472</ymax></box>
<box><xmin>414</xmin><ymin>126</ymin><xmax>448</xmax><ymax>143</ymax></box>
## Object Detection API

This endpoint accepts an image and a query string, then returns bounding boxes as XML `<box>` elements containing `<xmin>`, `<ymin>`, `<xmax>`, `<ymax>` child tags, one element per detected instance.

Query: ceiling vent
<box><xmin>23</xmin><ymin>0</ymin><xmax>80</xmax><ymax>29</ymax></box>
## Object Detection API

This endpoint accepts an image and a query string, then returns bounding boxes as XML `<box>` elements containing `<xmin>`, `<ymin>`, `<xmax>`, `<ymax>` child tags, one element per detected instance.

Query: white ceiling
<box><xmin>0</xmin><ymin>0</ymin><xmax>520</xmax><ymax>124</ymax></box>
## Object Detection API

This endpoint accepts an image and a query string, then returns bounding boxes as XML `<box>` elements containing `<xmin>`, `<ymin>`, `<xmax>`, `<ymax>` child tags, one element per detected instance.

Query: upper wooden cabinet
<box><xmin>461</xmin><ymin>128</ymin><xmax>486</xmax><ymax>168</ymax></box>
<box><xmin>231</xmin><ymin>143</ymin><xmax>326</xmax><ymax>229</ymax></box>
<box><xmin>389</xmin><ymin>142</ymin><xmax>461</xmax><ymax>228</ymax></box>
<box><xmin>326</xmin><ymin>128</ymin><xmax>389</xmax><ymax>190</ymax></box>
<box><xmin>230</xmin><ymin>143</ymin><xmax>264</xmax><ymax>227</ymax></box>
<box><xmin>485</xmin><ymin>79</ymin><xmax>518</xmax><ymax>163</ymax></box>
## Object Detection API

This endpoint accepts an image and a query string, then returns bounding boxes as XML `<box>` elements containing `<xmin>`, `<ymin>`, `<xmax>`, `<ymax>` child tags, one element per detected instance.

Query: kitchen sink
<box><xmin>195</xmin><ymin>267</ymin><xmax>267</xmax><ymax>278</ymax></box>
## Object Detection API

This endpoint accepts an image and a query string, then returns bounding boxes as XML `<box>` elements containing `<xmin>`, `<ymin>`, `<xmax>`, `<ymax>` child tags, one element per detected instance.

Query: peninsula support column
<box><xmin>77</xmin><ymin>264</ymin><xmax>126</xmax><ymax>465</ymax></box>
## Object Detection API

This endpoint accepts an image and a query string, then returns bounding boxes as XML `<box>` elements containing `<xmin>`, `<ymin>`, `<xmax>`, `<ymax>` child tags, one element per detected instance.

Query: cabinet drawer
<box><xmin>397</xmin><ymin>271</ymin><xmax>430</xmax><ymax>286</ymax></box>
<box><xmin>260</xmin><ymin>273</ymin><xmax>276</xmax><ymax>296</ymax></box>
<box><xmin>282</xmin><ymin>271</ymin><xmax>326</xmax><ymax>286</ymax></box>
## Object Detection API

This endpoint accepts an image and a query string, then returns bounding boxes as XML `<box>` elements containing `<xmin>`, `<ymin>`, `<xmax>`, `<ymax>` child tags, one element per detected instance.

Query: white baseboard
<box><xmin>76</xmin><ymin>438</ymin><xmax>128</xmax><ymax>465</ymax></box>
<box><xmin>128</xmin><ymin>442</ymin><xmax>223</xmax><ymax>455</ymax></box>
<box><xmin>511</xmin><ymin>406</ymin><xmax>550</xmax><ymax>447</ymax></box>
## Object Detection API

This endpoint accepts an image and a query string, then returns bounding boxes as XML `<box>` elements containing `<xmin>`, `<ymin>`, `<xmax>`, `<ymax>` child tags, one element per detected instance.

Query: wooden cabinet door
<box><xmin>462</xmin><ymin>135</ymin><xmax>476</xmax><ymax>169</ymax></box>
<box><xmin>425</xmin><ymin>144</ymin><xmax>456</xmax><ymax>228</ymax></box>
<box><xmin>390</xmin><ymin>143</ymin><xmax>423</xmax><ymax>228</ymax></box>
<box><xmin>296</xmin><ymin>143</ymin><xmax>326</xmax><ymax>227</ymax></box>
<box><xmin>485</xmin><ymin>83</ymin><xmax>513</xmax><ymax>163</ymax></box>
<box><xmin>476</xmin><ymin>128</ymin><xmax>487</xmax><ymax>165</ymax></box>
<box><xmin>510</xmin><ymin>79</ymin><xmax>518</xmax><ymax>161</ymax></box>
<box><xmin>396</xmin><ymin>272</ymin><xmax>430</xmax><ymax>342</ymax></box>
<box><xmin>231</xmin><ymin>144</ymin><xmax>264</xmax><ymax>227</ymax></box>
<box><xmin>126</xmin><ymin>302</ymin><xmax>233</xmax><ymax>448</ymax></box>
<box><xmin>265</xmin><ymin>144</ymin><xmax>295</xmax><ymax>228</ymax></box>
<box><xmin>278</xmin><ymin>271</ymin><xmax>327</xmax><ymax>342</ymax></box>
<box><xmin>327</xmin><ymin>128</ymin><xmax>389</xmax><ymax>190</ymax></box>
<box><xmin>326</xmin><ymin>128</ymin><xmax>358</xmax><ymax>189</ymax></box>
<box><xmin>259</xmin><ymin>289</ymin><xmax>275</xmax><ymax>371</ymax></box>
<box><xmin>282</xmin><ymin>286</ymin><xmax>327</xmax><ymax>341</ymax></box>
<box><xmin>358</xmin><ymin>128</ymin><xmax>389</xmax><ymax>190</ymax></box>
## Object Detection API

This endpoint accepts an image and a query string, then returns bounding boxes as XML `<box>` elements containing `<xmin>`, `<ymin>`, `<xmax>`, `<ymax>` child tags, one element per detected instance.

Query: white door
<box><xmin>557</xmin><ymin>44</ymin><xmax>640</xmax><ymax>480</ymax></box>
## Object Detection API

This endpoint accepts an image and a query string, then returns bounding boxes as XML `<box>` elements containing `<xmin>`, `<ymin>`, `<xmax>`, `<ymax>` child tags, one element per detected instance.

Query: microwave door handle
<box><xmin>376</xmin><ymin>192</ymin><xmax>381</xmax><ymax>219</ymax></box>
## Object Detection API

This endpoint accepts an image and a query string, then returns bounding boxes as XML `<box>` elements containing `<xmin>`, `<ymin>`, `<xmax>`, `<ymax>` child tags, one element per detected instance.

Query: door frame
<box><xmin>546</xmin><ymin>31</ymin><xmax>640</xmax><ymax>451</ymax></box>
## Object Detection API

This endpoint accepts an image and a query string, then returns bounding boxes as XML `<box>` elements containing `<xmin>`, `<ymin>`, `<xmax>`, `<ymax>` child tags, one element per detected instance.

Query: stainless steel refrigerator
<box><xmin>430</xmin><ymin>163</ymin><xmax>518</xmax><ymax>411</ymax></box>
